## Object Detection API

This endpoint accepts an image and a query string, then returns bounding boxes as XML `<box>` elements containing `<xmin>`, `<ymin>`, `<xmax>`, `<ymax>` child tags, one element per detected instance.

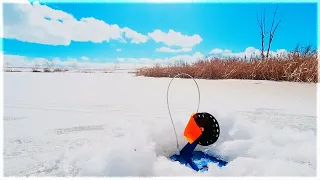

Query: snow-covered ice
<box><xmin>3</xmin><ymin>70</ymin><xmax>317</xmax><ymax>177</ymax></box>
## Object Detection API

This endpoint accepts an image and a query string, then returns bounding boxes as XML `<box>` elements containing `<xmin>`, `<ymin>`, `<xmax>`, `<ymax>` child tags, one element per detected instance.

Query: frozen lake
<box><xmin>3</xmin><ymin>71</ymin><xmax>317</xmax><ymax>176</ymax></box>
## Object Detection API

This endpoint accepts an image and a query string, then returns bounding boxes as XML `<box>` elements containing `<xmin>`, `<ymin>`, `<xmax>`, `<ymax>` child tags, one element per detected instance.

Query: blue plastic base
<box><xmin>170</xmin><ymin>151</ymin><xmax>228</xmax><ymax>172</ymax></box>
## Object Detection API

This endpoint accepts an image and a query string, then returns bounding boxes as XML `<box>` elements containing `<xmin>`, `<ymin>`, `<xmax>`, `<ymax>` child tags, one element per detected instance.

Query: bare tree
<box><xmin>43</xmin><ymin>60</ymin><xmax>50</xmax><ymax>71</ymax></box>
<box><xmin>34</xmin><ymin>61</ymin><xmax>40</xmax><ymax>69</ymax></box>
<box><xmin>5</xmin><ymin>62</ymin><xmax>10</xmax><ymax>68</ymax></box>
<box><xmin>257</xmin><ymin>9</ymin><xmax>266</xmax><ymax>60</ymax></box>
<box><xmin>43</xmin><ymin>60</ymin><xmax>55</xmax><ymax>72</ymax></box>
<box><xmin>32</xmin><ymin>61</ymin><xmax>41</xmax><ymax>72</ymax></box>
<box><xmin>72</xmin><ymin>61</ymin><xmax>77</xmax><ymax>69</ymax></box>
<box><xmin>114</xmin><ymin>59</ymin><xmax>119</xmax><ymax>70</ymax></box>
<box><xmin>44</xmin><ymin>60</ymin><xmax>55</xmax><ymax>69</ymax></box>
<box><xmin>257</xmin><ymin>5</ymin><xmax>283</xmax><ymax>60</ymax></box>
<box><xmin>266</xmin><ymin>5</ymin><xmax>283</xmax><ymax>58</ymax></box>
<box><xmin>50</xmin><ymin>61</ymin><xmax>55</xmax><ymax>69</ymax></box>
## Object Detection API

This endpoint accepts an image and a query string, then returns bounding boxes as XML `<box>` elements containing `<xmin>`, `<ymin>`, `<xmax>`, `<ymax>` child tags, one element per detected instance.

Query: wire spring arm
<box><xmin>166</xmin><ymin>73</ymin><xmax>201</xmax><ymax>155</ymax></box>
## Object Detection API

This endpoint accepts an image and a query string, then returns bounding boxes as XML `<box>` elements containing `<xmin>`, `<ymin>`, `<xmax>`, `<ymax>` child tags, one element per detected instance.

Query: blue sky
<box><xmin>1</xmin><ymin>1</ymin><xmax>318</xmax><ymax>67</ymax></box>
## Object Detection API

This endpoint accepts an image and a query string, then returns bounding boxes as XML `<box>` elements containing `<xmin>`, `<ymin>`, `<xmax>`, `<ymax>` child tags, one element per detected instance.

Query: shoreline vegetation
<box><xmin>136</xmin><ymin>45</ymin><xmax>318</xmax><ymax>83</ymax></box>
<box><xmin>3</xmin><ymin>46</ymin><xmax>318</xmax><ymax>83</ymax></box>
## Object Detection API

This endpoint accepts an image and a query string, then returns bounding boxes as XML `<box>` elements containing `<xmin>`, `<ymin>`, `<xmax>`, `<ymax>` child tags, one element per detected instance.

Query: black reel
<box><xmin>193</xmin><ymin>112</ymin><xmax>220</xmax><ymax>146</ymax></box>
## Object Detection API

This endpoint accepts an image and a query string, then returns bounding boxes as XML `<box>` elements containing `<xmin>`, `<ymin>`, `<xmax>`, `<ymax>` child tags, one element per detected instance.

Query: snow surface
<box><xmin>3</xmin><ymin>70</ymin><xmax>317</xmax><ymax>177</ymax></box>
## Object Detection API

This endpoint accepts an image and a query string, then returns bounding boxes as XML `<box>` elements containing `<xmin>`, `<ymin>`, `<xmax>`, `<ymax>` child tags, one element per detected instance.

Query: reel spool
<box><xmin>193</xmin><ymin>112</ymin><xmax>220</xmax><ymax>146</ymax></box>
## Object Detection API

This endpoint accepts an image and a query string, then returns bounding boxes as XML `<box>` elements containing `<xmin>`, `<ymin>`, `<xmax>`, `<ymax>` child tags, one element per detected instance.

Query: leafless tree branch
<box><xmin>266</xmin><ymin>5</ymin><xmax>283</xmax><ymax>59</ymax></box>
<box><xmin>257</xmin><ymin>9</ymin><xmax>266</xmax><ymax>60</ymax></box>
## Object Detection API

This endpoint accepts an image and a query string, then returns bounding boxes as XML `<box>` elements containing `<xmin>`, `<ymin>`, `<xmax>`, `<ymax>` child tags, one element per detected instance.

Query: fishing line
<box><xmin>166</xmin><ymin>73</ymin><xmax>201</xmax><ymax>155</ymax></box>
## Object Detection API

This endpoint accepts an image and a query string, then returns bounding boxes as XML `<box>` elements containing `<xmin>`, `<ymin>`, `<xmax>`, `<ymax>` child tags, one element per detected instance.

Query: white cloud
<box><xmin>156</xmin><ymin>46</ymin><xmax>192</xmax><ymax>53</ymax></box>
<box><xmin>116</xmin><ymin>58</ymin><xmax>125</xmax><ymax>62</ymax></box>
<box><xmin>3</xmin><ymin>54</ymin><xmax>31</xmax><ymax>67</ymax></box>
<box><xmin>117</xmin><ymin>52</ymin><xmax>204</xmax><ymax>66</ymax></box>
<box><xmin>148</xmin><ymin>29</ymin><xmax>202</xmax><ymax>48</ymax></box>
<box><xmin>2</xmin><ymin>1</ymin><xmax>207</xmax><ymax>50</ymax></box>
<box><xmin>273</xmin><ymin>49</ymin><xmax>288</xmax><ymax>56</ymax></box>
<box><xmin>3</xmin><ymin>54</ymin><xmax>145</xmax><ymax>69</ymax></box>
<box><xmin>163</xmin><ymin>52</ymin><xmax>204</xmax><ymax>64</ymax></box>
<box><xmin>3</xmin><ymin>54</ymin><xmax>70</xmax><ymax>68</ymax></box>
<box><xmin>121</xmin><ymin>27</ymin><xmax>148</xmax><ymax>44</ymax></box>
<box><xmin>2</xmin><ymin>1</ymin><xmax>147</xmax><ymax>46</ymax></box>
<box><xmin>209</xmin><ymin>47</ymin><xmax>288</xmax><ymax>59</ymax></box>
<box><xmin>116</xmin><ymin>49</ymin><xmax>122</xmax><ymax>52</ymax></box>
<box><xmin>81</xmin><ymin>56</ymin><xmax>89</xmax><ymax>61</ymax></box>
<box><xmin>210</xmin><ymin>48</ymin><xmax>232</xmax><ymax>54</ymax></box>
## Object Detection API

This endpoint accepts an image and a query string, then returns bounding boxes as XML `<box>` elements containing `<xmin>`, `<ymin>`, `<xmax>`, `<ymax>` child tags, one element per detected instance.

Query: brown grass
<box><xmin>3</xmin><ymin>69</ymin><xmax>22</xmax><ymax>72</ymax></box>
<box><xmin>43</xmin><ymin>68</ymin><xmax>52</xmax><ymax>72</ymax></box>
<box><xmin>136</xmin><ymin>46</ymin><xmax>318</xmax><ymax>83</ymax></box>
<box><xmin>32</xmin><ymin>69</ymin><xmax>42</xmax><ymax>72</ymax></box>
<box><xmin>53</xmin><ymin>68</ymin><xmax>68</xmax><ymax>72</ymax></box>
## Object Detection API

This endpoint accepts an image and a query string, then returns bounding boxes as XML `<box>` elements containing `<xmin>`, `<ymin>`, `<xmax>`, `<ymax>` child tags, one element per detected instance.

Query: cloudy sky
<box><xmin>1</xmin><ymin>1</ymin><xmax>317</xmax><ymax>68</ymax></box>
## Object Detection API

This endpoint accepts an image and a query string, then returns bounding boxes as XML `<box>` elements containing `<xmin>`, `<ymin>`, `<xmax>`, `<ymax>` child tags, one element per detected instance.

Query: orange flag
<box><xmin>184</xmin><ymin>113</ymin><xmax>203</xmax><ymax>144</ymax></box>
